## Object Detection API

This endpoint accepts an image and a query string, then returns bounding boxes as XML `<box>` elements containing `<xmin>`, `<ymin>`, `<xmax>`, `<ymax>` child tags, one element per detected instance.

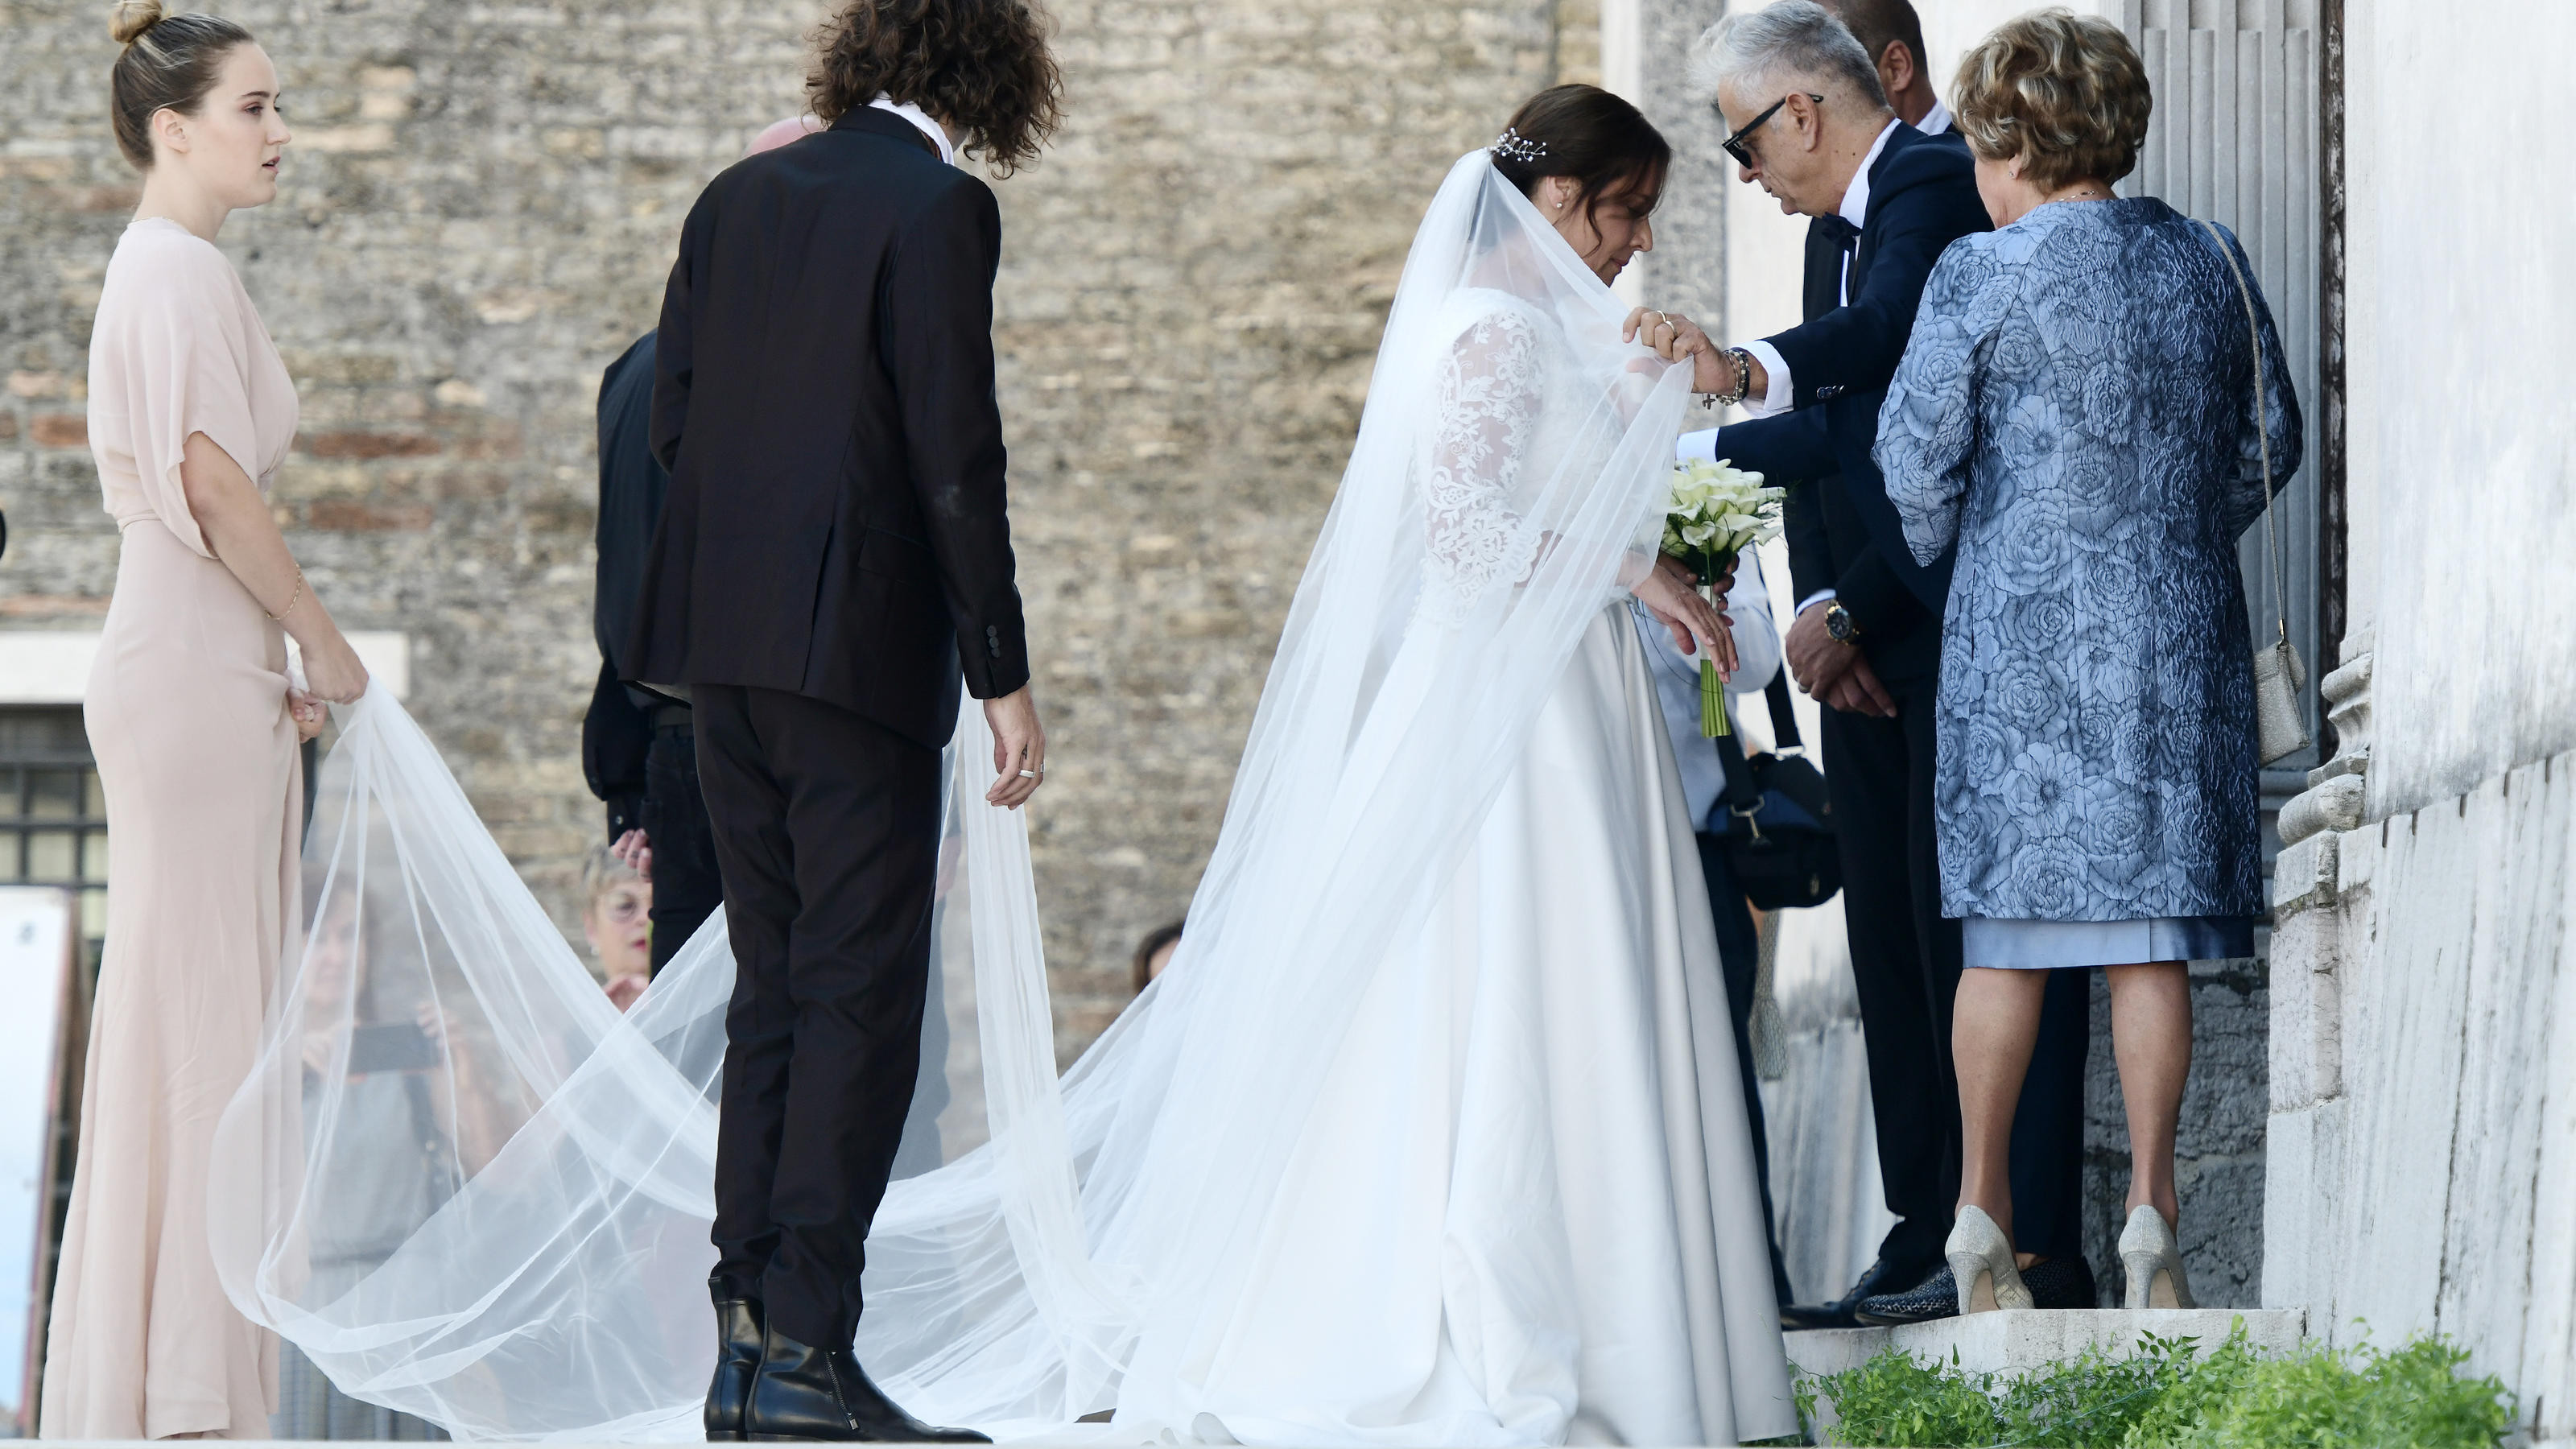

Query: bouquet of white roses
<box><xmin>1661</xmin><ymin>457</ymin><xmax>1784</xmax><ymax>737</ymax></box>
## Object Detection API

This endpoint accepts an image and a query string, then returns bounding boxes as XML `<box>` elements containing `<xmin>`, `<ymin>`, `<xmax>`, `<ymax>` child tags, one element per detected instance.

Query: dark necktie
<box><xmin>1813</xmin><ymin>214</ymin><xmax>1860</xmax><ymax>251</ymax></box>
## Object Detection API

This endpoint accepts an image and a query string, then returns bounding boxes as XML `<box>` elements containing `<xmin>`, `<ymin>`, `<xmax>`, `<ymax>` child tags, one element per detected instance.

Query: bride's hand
<box><xmin>1632</xmin><ymin>556</ymin><xmax>1738</xmax><ymax>677</ymax></box>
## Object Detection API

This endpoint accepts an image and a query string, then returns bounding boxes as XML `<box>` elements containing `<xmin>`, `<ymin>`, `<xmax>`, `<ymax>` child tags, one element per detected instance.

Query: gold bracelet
<box><xmin>264</xmin><ymin>572</ymin><xmax>306</xmax><ymax>622</ymax></box>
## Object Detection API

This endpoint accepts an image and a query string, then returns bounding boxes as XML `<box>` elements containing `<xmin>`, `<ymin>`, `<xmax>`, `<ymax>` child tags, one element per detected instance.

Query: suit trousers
<box><xmin>695</xmin><ymin>684</ymin><xmax>942</xmax><ymax>1348</ymax></box>
<box><xmin>642</xmin><ymin>722</ymin><xmax>723</xmax><ymax>976</ymax></box>
<box><xmin>1818</xmin><ymin>666</ymin><xmax>2091</xmax><ymax>1270</ymax></box>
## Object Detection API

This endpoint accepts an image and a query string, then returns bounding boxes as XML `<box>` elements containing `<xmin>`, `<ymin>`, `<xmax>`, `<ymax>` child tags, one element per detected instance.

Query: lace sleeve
<box><xmin>1418</xmin><ymin>308</ymin><xmax>1546</xmax><ymax>621</ymax></box>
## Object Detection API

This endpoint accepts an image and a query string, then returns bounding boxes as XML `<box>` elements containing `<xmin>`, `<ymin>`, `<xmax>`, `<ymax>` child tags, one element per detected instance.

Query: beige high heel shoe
<box><xmin>1946</xmin><ymin>1205</ymin><xmax>2034</xmax><ymax>1315</ymax></box>
<box><xmin>2120</xmin><ymin>1204</ymin><xmax>2196</xmax><ymax>1309</ymax></box>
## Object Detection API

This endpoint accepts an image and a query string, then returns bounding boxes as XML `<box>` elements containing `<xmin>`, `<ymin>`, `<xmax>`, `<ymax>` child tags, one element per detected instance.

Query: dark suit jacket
<box><xmin>1719</xmin><ymin>124</ymin><xmax>1987</xmax><ymax>684</ymax></box>
<box><xmin>583</xmin><ymin>330</ymin><xmax>669</xmax><ymax>836</ymax></box>
<box><xmin>628</xmin><ymin>106</ymin><xmax>1029</xmax><ymax>751</ymax></box>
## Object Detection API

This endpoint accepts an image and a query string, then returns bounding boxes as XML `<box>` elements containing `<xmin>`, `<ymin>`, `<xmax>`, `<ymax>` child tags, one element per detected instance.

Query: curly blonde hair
<box><xmin>1951</xmin><ymin>9</ymin><xmax>2151</xmax><ymax>192</ymax></box>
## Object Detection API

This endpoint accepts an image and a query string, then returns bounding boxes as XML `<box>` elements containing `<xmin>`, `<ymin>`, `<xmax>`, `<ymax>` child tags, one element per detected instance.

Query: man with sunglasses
<box><xmin>1628</xmin><ymin>0</ymin><xmax>2095</xmax><ymax>1331</ymax></box>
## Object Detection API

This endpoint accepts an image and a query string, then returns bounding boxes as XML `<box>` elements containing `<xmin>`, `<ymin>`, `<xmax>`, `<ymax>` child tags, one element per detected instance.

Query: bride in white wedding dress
<box><xmin>208</xmin><ymin>84</ymin><xmax>1795</xmax><ymax>1447</ymax></box>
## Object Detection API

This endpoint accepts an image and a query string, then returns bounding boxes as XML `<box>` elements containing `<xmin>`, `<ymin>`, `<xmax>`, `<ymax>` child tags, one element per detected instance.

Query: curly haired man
<box><xmin>624</xmin><ymin>0</ymin><xmax>1063</xmax><ymax>1438</ymax></box>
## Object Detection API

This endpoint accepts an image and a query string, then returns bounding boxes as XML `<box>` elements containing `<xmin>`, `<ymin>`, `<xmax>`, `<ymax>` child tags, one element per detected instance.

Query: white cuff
<box><xmin>1795</xmin><ymin>588</ymin><xmax>1837</xmax><ymax>615</ymax></box>
<box><xmin>1739</xmin><ymin>340</ymin><xmax>1794</xmax><ymax>419</ymax></box>
<box><xmin>1676</xmin><ymin>428</ymin><xmax>1721</xmax><ymax>464</ymax></box>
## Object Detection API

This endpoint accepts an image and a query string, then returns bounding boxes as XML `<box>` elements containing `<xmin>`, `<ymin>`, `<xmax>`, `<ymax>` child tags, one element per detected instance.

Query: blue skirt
<box><xmin>1960</xmin><ymin>915</ymin><xmax>2256</xmax><ymax>969</ymax></box>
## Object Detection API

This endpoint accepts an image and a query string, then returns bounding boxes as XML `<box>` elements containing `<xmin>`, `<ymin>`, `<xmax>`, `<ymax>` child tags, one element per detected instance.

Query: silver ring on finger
<box><xmin>1017</xmin><ymin>769</ymin><xmax>1038</xmax><ymax>779</ymax></box>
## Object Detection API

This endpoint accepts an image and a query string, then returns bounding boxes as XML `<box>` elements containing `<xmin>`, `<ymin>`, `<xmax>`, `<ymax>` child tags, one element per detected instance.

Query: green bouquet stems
<box><xmin>1699</xmin><ymin>546</ymin><xmax>1735</xmax><ymax>738</ymax></box>
<box><xmin>1701</xmin><ymin>657</ymin><xmax>1728</xmax><ymax>737</ymax></box>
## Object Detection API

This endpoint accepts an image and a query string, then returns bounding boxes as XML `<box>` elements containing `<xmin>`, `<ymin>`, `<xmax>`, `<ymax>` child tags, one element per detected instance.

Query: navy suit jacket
<box><xmin>1716</xmin><ymin>124</ymin><xmax>1987</xmax><ymax>675</ymax></box>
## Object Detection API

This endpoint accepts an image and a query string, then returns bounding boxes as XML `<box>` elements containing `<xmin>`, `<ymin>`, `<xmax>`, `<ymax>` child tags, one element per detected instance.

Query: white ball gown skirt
<box><xmin>1170</xmin><ymin>603</ymin><xmax>1794</xmax><ymax>1447</ymax></box>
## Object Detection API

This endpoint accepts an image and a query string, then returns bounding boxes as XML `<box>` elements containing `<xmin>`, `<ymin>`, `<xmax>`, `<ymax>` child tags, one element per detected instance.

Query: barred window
<box><xmin>0</xmin><ymin>708</ymin><xmax>107</xmax><ymax>976</ymax></box>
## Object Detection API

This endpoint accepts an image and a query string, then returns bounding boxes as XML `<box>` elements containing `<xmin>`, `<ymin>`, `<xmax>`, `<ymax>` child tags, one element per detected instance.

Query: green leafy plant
<box><xmin>1794</xmin><ymin>1322</ymin><xmax>2514</xmax><ymax>1449</ymax></box>
<box><xmin>2160</xmin><ymin>1332</ymin><xmax>2513</xmax><ymax>1449</ymax></box>
<box><xmin>1796</xmin><ymin>1343</ymin><xmax>2003</xmax><ymax>1447</ymax></box>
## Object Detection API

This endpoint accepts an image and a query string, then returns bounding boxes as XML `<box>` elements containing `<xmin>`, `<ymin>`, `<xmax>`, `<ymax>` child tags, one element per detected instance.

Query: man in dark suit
<box><xmin>584</xmin><ymin>124</ymin><xmax>824</xmax><ymax>980</ymax></box>
<box><xmin>628</xmin><ymin>2</ymin><xmax>1061</xmax><ymax>1436</ymax></box>
<box><xmin>1638</xmin><ymin>0</ymin><xmax>2092</xmax><ymax>1327</ymax></box>
<box><xmin>581</xmin><ymin>329</ymin><xmax>723</xmax><ymax>976</ymax></box>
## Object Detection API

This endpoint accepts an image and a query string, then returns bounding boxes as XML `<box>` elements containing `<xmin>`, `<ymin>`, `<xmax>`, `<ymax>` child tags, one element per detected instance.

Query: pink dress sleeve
<box><xmin>93</xmin><ymin>241</ymin><xmax>264</xmax><ymax>559</ymax></box>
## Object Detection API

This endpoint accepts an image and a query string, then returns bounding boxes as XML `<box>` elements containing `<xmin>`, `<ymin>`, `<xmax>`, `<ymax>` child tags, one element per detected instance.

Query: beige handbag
<box><xmin>2199</xmin><ymin>219</ymin><xmax>2310</xmax><ymax>766</ymax></box>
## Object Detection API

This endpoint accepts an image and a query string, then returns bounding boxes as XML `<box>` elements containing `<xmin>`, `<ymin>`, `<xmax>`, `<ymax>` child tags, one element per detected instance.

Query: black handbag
<box><xmin>1712</xmin><ymin>675</ymin><xmax>1840</xmax><ymax>910</ymax></box>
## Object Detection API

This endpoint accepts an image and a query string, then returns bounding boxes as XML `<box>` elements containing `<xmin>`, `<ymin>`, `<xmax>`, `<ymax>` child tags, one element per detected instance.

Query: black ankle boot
<box><xmin>704</xmin><ymin>1290</ymin><xmax>766</xmax><ymax>1441</ymax></box>
<box><xmin>745</xmin><ymin>1322</ymin><xmax>990</xmax><ymax>1443</ymax></box>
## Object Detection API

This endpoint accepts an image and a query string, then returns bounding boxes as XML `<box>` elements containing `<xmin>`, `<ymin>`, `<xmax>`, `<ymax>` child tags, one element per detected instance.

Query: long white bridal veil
<box><xmin>208</xmin><ymin>151</ymin><xmax>1694</xmax><ymax>1442</ymax></box>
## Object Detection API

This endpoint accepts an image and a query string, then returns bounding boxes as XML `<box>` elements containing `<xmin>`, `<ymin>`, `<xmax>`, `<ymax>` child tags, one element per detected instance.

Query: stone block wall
<box><xmin>2</xmin><ymin>0</ymin><xmax>1601</xmax><ymax>1050</ymax></box>
<box><xmin>2266</xmin><ymin>726</ymin><xmax>2576</xmax><ymax>1441</ymax></box>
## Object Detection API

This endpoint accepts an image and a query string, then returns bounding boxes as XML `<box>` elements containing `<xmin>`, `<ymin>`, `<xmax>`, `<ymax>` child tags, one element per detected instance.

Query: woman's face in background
<box><xmin>584</xmin><ymin>878</ymin><xmax>653</xmax><ymax>981</ymax></box>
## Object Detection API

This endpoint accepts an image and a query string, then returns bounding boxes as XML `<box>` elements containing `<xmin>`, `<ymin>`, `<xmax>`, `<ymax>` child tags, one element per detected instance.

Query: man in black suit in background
<box><xmin>627</xmin><ymin>1</ymin><xmax>1062</xmax><ymax>1438</ymax></box>
<box><xmin>1637</xmin><ymin>0</ymin><xmax>2093</xmax><ymax>1328</ymax></box>
<box><xmin>584</xmin><ymin>123</ymin><xmax>824</xmax><ymax>979</ymax></box>
<box><xmin>582</xmin><ymin>329</ymin><xmax>722</xmax><ymax>976</ymax></box>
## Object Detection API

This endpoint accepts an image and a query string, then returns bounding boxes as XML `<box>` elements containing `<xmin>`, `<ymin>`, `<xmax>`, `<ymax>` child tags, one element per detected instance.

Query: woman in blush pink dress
<box><xmin>41</xmin><ymin>2</ymin><xmax>369</xmax><ymax>1438</ymax></box>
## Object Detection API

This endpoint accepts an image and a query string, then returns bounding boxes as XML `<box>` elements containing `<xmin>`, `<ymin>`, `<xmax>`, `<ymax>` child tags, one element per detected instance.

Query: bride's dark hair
<box><xmin>1488</xmin><ymin>84</ymin><xmax>1671</xmax><ymax>223</ymax></box>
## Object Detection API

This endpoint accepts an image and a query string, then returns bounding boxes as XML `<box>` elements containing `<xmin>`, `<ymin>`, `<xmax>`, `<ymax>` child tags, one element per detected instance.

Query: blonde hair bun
<box><xmin>108</xmin><ymin>0</ymin><xmax>168</xmax><ymax>46</ymax></box>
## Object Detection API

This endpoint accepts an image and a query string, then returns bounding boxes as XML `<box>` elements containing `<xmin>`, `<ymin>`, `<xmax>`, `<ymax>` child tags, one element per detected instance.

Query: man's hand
<box><xmin>612</xmin><ymin>828</ymin><xmax>654</xmax><ymax>882</ymax></box>
<box><xmin>1624</xmin><ymin>308</ymin><xmax>1728</xmax><ymax>393</ymax></box>
<box><xmin>1784</xmin><ymin>601</ymin><xmax>1860</xmax><ymax>698</ymax></box>
<box><xmin>1619</xmin><ymin>309</ymin><xmax>1770</xmax><ymax>402</ymax></box>
<box><xmin>1824</xmin><ymin>654</ymin><xmax>1898</xmax><ymax>717</ymax></box>
<box><xmin>984</xmin><ymin>685</ymin><xmax>1046</xmax><ymax>810</ymax></box>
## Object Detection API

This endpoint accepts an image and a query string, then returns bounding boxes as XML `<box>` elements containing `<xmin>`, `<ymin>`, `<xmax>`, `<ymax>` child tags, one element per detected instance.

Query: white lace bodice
<box><xmin>1415</xmin><ymin>290</ymin><xmax>1605</xmax><ymax>625</ymax></box>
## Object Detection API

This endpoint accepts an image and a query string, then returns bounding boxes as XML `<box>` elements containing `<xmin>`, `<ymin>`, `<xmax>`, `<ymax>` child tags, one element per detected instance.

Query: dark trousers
<box><xmin>694</xmin><ymin>684</ymin><xmax>943</xmax><ymax>1348</ymax></box>
<box><xmin>1694</xmin><ymin>833</ymin><xmax>1796</xmax><ymax>1305</ymax></box>
<box><xmin>1818</xmin><ymin>668</ymin><xmax>2091</xmax><ymax>1270</ymax></box>
<box><xmin>642</xmin><ymin>722</ymin><xmax>724</xmax><ymax>975</ymax></box>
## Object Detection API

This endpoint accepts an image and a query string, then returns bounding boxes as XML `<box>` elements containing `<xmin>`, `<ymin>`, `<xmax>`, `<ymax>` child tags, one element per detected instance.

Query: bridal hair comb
<box><xmin>1492</xmin><ymin>126</ymin><xmax>1549</xmax><ymax>163</ymax></box>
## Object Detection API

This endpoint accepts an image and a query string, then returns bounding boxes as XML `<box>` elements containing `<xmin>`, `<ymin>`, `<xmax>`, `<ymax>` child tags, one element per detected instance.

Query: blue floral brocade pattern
<box><xmin>1873</xmin><ymin>198</ymin><xmax>2302</xmax><ymax>923</ymax></box>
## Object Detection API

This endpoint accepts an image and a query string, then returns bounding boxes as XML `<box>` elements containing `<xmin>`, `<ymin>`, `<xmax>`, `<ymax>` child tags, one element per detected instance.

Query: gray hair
<box><xmin>1690</xmin><ymin>1</ymin><xmax>1889</xmax><ymax>114</ymax></box>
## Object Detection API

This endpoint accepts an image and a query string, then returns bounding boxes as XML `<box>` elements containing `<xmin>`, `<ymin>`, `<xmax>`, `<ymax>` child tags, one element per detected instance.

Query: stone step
<box><xmin>1787</xmin><ymin>1308</ymin><xmax>2309</xmax><ymax>1435</ymax></box>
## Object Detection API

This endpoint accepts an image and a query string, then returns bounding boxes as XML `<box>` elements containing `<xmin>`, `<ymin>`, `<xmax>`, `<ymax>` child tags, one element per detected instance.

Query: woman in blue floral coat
<box><xmin>1873</xmin><ymin>10</ymin><xmax>2298</xmax><ymax>1319</ymax></box>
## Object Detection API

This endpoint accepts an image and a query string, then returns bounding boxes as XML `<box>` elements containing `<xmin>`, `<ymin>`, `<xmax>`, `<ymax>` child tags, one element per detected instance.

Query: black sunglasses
<box><xmin>1721</xmin><ymin>93</ymin><xmax>1823</xmax><ymax>169</ymax></box>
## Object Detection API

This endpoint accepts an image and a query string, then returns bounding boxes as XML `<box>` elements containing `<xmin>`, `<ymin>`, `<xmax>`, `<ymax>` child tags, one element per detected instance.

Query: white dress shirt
<box><xmin>871</xmin><ymin>97</ymin><xmax>958</xmax><ymax>166</ymax></box>
<box><xmin>1629</xmin><ymin>548</ymin><xmax>1782</xmax><ymax>832</ymax></box>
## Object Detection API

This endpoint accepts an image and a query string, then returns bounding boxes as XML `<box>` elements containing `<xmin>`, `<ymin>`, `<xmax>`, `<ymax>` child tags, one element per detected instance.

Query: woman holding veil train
<box><xmin>211</xmin><ymin>83</ymin><xmax>1795</xmax><ymax>1447</ymax></box>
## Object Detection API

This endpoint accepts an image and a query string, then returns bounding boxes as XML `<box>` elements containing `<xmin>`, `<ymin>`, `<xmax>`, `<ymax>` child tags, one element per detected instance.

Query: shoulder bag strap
<box><xmin>1764</xmin><ymin>673</ymin><xmax>1803</xmax><ymax>751</ymax></box>
<box><xmin>2197</xmin><ymin>218</ymin><xmax>2286</xmax><ymax>651</ymax></box>
<box><xmin>1718</xmin><ymin>673</ymin><xmax>1802</xmax><ymax>819</ymax></box>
